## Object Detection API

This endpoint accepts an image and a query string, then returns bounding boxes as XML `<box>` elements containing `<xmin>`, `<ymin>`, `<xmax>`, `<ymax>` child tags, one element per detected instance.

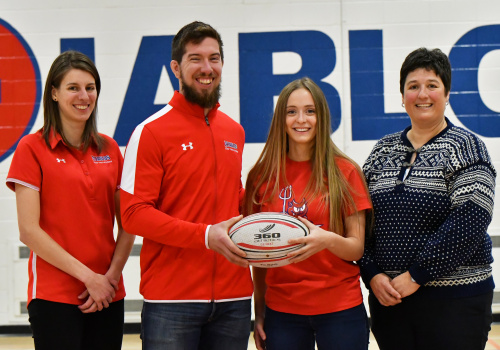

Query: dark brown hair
<box><xmin>171</xmin><ymin>21</ymin><xmax>224</xmax><ymax>63</ymax></box>
<box><xmin>400</xmin><ymin>48</ymin><xmax>451</xmax><ymax>95</ymax></box>
<box><xmin>42</xmin><ymin>50</ymin><xmax>106</xmax><ymax>152</ymax></box>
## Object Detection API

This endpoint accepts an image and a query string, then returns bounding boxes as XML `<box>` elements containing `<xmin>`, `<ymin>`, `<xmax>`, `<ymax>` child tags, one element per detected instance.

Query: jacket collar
<box><xmin>168</xmin><ymin>91</ymin><xmax>220</xmax><ymax>121</ymax></box>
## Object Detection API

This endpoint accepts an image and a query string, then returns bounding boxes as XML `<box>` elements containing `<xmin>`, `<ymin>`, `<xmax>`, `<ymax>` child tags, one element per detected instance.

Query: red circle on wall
<box><xmin>0</xmin><ymin>18</ymin><xmax>41</xmax><ymax>162</ymax></box>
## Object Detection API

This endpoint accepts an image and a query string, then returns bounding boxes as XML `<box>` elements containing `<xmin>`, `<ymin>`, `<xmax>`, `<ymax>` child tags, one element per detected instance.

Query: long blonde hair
<box><xmin>243</xmin><ymin>77</ymin><xmax>365</xmax><ymax>235</ymax></box>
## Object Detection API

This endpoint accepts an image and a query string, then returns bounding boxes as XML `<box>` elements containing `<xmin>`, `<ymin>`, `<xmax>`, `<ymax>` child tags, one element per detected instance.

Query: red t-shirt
<box><xmin>6</xmin><ymin>130</ymin><xmax>125</xmax><ymax>306</ymax></box>
<box><xmin>259</xmin><ymin>157</ymin><xmax>371</xmax><ymax>315</ymax></box>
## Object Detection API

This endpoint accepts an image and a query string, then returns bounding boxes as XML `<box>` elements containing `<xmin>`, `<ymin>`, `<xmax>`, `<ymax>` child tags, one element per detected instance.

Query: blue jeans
<box><xmin>264</xmin><ymin>303</ymin><xmax>369</xmax><ymax>350</ymax></box>
<box><xmin>141</xmin><ymin>300</ymin><xmax>251</xmax><ymax>350</ymax></box>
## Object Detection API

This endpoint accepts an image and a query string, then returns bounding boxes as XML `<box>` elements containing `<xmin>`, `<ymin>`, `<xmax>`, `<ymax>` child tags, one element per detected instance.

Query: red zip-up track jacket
<box><xmin>121</xmin><ymin>92</ymin><xmax>253</xmax><ymax>302</ymax></box>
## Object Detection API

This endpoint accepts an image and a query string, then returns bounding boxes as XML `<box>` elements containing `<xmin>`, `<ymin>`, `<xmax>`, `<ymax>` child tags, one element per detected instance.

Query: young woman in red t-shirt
<box><xmin>243</xmin><ymin>77</ymin><xmax>372</xmax><ymax>350</ymax></box>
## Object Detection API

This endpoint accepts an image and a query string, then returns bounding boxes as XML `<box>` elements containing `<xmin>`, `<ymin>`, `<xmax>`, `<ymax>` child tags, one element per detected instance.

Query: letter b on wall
<box><xmin>239</xmin><ymin>31</ymin><xmax>340</xmax><ymax>143</ymax></box>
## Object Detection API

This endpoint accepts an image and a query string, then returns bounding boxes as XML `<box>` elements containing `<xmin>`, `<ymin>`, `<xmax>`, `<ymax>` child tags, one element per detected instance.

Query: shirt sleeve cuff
<box><xmin>205</xmin><ymin>225</ymin><xmax>211</xmax><ymax>249</ymax></box>
<box><xmin>359</xmin><ymin>262</ymin><xmax>384</xmax><ymax>289</ymax></box>
<box><xmin>409</xmin><ymin>264</ymin><xmax>432</xmax><ymax>285</ymax></box>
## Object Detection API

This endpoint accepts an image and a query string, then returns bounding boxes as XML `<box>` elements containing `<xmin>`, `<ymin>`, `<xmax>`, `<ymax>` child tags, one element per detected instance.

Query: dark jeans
<box><xmin>369</xmin><ymin>291</ymin><xmax>493</xmax><ymax>350</ymax></box>
<box><xmin>264</xmin><ymin>303</ymin><xmax>370</xmax><ymax>350</ymax></box>
<box><xmin>141</xmin><ymin>299</ymin><xmax>251</xmax><ymax>350</ymax></box>
<box><xmin>28</xmin><ymin>298</ymin><xmax>124</xmax><ymax>350</ymax></box>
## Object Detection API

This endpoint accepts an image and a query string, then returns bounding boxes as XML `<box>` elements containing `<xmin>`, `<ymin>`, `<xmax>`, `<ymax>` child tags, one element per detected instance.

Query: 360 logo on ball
<box><xmin>0</xmin><ymin>18</ymin><xmax>41</xmax><ymax>162</ymax></box>
<box><xmin>229</xmin><ymin>212</ymin><xmax>309</xmax><ymax>268</ymax></box>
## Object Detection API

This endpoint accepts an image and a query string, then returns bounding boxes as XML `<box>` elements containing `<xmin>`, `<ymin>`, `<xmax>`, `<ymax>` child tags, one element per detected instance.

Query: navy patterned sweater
<box><xmin>359</xmin><ymin>118</ymin><xmax>496</xmax><ymax>298</ymax></box>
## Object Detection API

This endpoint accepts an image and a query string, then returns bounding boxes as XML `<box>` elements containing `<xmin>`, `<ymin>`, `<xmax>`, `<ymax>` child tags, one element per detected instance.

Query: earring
<box><xmin>53</xmin><ymin>98</ymin><xmax>57</xmax><ymax>101</ymax></box>
<box><xmin>446</xmin><ymin>101</ymin><xmax>449</xmax><ymax>106</ymax></box>
<box><xmin>401</xmin><ymin>103</ymin><xmax>405</xmax><ymax>108</ymax></box>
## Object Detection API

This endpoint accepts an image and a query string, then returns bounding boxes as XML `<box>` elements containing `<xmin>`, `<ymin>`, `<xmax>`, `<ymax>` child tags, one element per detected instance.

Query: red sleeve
<box><xmin>104</xmin><ymin>136</ymin><xmax>124</xmax><ymax>191</ymax></box>
<box><xmin>339</xmin><ymin>159</ymin><xmax>372</xmax><ymax>216</ymax></box>
<box><xmin>238</xmin><ymin>182</ymin><xmax>245</xmax><ymax>214</ymax></box>
<box><xmin>117</xmin><ymin>151</ymin><xmax>124</xmax><ymax>190</ymax></box>
<box><xmin>6</xmin><ymin>135</ymin><xmax>42</xmax><ymax>192</ymax></box>
<box><xmin>120</xmin><ymin>125</ymin><xmax>207</xmax><ymax>248</ymax></box>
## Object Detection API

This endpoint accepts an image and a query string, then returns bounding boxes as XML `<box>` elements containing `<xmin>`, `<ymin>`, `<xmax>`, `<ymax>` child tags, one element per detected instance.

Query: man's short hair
<box><xmin>171</xmin><ymin>21</ymin><xmax>224</xmax><ymax>63</ymax></box>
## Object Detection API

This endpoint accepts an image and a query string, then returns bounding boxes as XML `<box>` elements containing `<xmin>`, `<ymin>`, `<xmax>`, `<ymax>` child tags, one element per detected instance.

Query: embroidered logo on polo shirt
<box><xmin>56</xmin><ymin>158</ymin><xmax>65</xmax><ymax>163</ymax></box>
<box><xmin>224</xmin><ymin>141</ymin><xmax>238</xmax><ymax>153</ymax></box>
<box><xmin>182</xmin><ymin>142</ymin><xmax>193</xmax><ymax>150</ymax></box>
<box><xmin>92</xmin><ymin>155</ymin><xmax>112</xmax><ymax>164</ymax></box>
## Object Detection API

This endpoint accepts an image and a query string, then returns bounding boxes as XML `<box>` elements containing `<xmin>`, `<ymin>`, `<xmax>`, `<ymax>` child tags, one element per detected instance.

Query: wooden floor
<box><xmin>2</xmin><ymin>325</ymin><xmax>500</xmax><ymax>349</ymax></box>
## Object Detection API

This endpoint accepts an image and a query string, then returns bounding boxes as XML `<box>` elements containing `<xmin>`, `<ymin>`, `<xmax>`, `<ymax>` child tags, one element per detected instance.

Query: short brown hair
<box><xmin>400</xmin><ymin>48</ymin><xmax>451</xmax><ymax>95</ymax></box>
<box><xmin>171</xmin><ymin>21</ymin><xmax>224</xmax><ymax>63</ymax></box>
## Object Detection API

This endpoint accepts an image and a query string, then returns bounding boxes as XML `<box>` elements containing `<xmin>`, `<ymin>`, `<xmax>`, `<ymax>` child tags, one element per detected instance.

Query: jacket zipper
<box><xmin>206</xmin><ymin>115</ymin><xmax>218</xmax><ymax>302</ymax></box>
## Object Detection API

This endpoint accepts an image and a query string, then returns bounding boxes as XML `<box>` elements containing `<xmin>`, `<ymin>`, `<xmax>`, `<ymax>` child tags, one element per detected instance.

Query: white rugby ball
<box><xmin>229</xmin><ymin>212</ymin><xmax>309</xmax><ymax>268</ymax></box>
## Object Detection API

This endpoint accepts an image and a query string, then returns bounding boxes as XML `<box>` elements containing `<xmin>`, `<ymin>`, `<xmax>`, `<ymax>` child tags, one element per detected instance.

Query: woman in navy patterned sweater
<box><xmin>359</xmin><ymin>48</ymin><xmax>496</xmax><ymax>350</ymax></box>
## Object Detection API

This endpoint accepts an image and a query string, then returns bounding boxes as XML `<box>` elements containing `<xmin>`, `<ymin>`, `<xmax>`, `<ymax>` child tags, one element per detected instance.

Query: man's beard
<box><xmin>181</xmin><ymin>74</ymin><xmax>221</xmax><ymax>109</ymax></box>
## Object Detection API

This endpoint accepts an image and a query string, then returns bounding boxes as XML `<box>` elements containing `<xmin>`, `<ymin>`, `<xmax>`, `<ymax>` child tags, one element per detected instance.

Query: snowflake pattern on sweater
<box><xmin>359</xmin><ymin>118</ymin><xmax>496</xmax><ymax>298</ymax></box>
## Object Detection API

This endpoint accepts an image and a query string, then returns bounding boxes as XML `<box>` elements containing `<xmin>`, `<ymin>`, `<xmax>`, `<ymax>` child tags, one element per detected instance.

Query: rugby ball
<box><xmin>229</xmin><ymin>212</ymin><xmax>309</xmax><ymax>268</ymax></box>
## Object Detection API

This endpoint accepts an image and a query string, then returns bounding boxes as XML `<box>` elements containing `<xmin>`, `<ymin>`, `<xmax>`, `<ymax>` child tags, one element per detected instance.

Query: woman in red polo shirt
<box><xmin>6</xmin><ymin>51</ymin><xmax>135</xmax><ymax>350</ymax></box>
<box><xmin>243</xmin><ymin>77</ymin><xmax>372</xmax><ymax>350</ymax></box>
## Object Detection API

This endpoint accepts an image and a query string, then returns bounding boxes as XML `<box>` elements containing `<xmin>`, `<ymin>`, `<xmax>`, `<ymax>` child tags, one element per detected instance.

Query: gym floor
<box><xmin>1</xmin><ymin>326</ymin><xmax>500</xmax><ymax>350</ymax></box>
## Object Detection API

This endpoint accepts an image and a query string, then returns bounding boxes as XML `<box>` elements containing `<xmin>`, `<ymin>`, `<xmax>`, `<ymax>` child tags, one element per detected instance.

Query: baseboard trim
<box><xmin>3</xmin><ymin>316</ymin><xmax>499</xmax><ymax>336</ymax></box>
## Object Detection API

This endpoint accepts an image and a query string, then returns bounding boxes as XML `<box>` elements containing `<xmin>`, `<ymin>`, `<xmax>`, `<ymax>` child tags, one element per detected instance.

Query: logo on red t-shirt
<box><xmin>279</xmin><ymin>185</ymin><xmax>309</xmax><ymax>219</ymax></box>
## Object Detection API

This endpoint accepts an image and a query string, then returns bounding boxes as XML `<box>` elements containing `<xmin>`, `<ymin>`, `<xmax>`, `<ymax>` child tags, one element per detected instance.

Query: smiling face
<box><xmin>52</xmin><ymin>68</ymin><xmax>97</xmax><ymax>128</ymax></box>
<box><xmin>285</xmin><ymin>88</ymin><xmax>317</xmax><ymax>160</ymax></box>
<box><xmin>170</xmin><ymin>37</ymin><xmax>222</xmax><ymax>110</ymax></box>
<box><xmin>402</xmin><ymin>68</ymin><xmax>449</xmax><ymax>127</ymax></box>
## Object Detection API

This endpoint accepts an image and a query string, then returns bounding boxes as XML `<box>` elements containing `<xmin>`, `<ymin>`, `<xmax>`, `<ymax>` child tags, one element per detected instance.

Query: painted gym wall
<box><xmin>1</xmin><ymin>0</ymin><xmax>500</xmax><ymax>326</ymax></box>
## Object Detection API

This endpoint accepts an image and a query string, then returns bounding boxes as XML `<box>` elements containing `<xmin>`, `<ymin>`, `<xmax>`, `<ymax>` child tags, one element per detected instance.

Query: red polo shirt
<box><xmin>6</xmin><ymin>130</ymin><xmax>125</xmax><ymax>306</ymax></box>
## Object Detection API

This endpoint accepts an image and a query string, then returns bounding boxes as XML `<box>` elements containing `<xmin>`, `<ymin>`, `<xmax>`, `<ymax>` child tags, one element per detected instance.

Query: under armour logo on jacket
<box><xmin>182</xmin><ymin>142</ymin><xmax>193</xmax><ymax>150</ymax></box>
<box><xmin>56</xmin><ymin>158</ymin><xmax>66</xmax><ymax>163</ymax></box>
